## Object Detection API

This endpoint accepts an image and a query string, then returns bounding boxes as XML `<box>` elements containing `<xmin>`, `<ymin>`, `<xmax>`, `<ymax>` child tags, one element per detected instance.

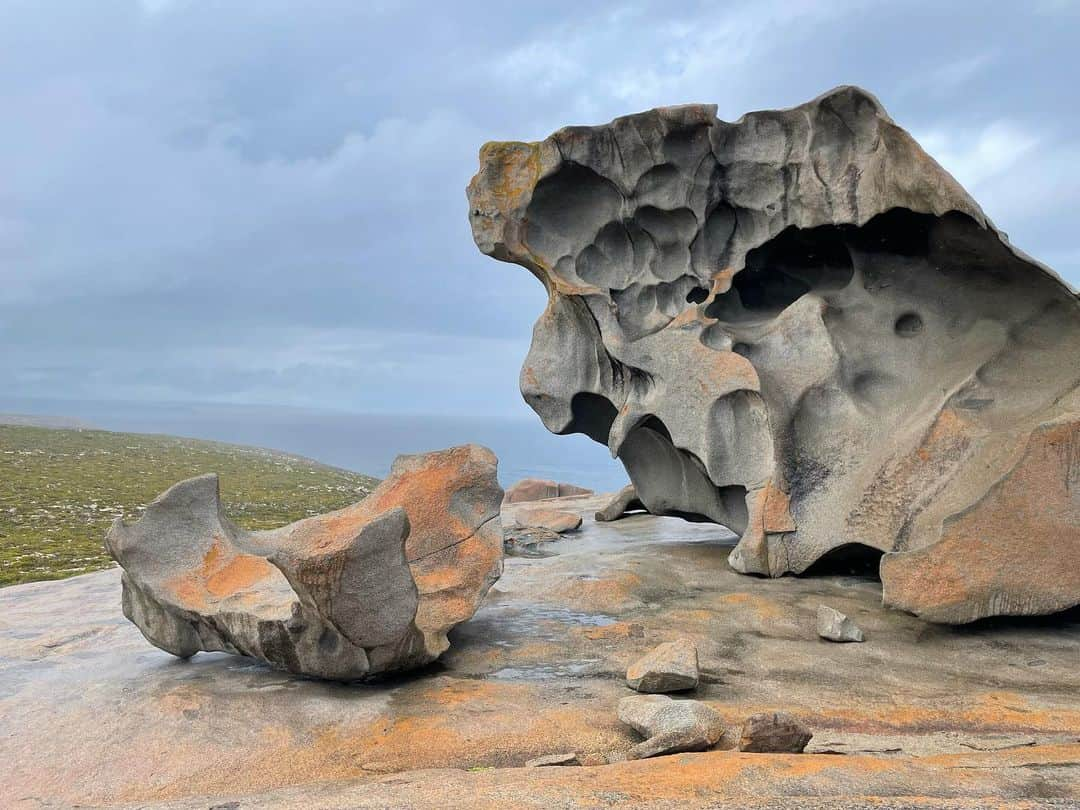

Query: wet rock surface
<box><xmin>3</xmin><ymin>494</ymin><xmax>1078</xmax><ymax>807</ymax></box>
<box><xmin>817</xmin><ymin>605</ymin><xmax>865</xmax><ymax>643</ymax></box>
<box><xmin>503</xmin><ymin>524</ymin><xmax>562</xmax><ymax>558</ymax></box>
<box><xmin>618</xmin><ymin>694</ymin><xmax>724</xmax><ymax>759</ymax></box>
<box><xmin>468</xmin><ymin>86</ymin><xmax>1080</xmax><ymax>623</ymax></box>
<box><xmin>739</xmin><ymin>712</ymin><xmax>814</xmax><ymax>753</ymax></box>
<box><xmin>104</xmin><ymin>445</ymin><xmax>503</xmax><ymax>681</ymax></box>
<box><xmin>626</xmin><ymin>638</ymin><xmax>699</xmax><ymax>693</ymax></box>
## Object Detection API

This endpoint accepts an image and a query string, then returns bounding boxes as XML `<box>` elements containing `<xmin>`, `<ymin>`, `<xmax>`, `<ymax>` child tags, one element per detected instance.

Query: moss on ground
<box><xmin>0</xmin><ymin>425</ymin><xmax>379</xmax><ymax>587</ymax></box>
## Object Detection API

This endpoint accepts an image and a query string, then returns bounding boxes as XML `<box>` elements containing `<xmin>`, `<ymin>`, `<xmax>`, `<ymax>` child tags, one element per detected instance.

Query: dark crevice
<box><xmin>686</xmin><ymin>286</ymin><xmax>709</xmax><ymax>304</ymax></box>
<box><xmin>704</xmin><ymin>220</ymin><xmax>855</xmax><ymax>324</ymax></box>
<box><xmin>800</xmin><ymin>542</ymin><xmax>883</xmax><ymax>578</ymax></box>
<box><xmin>561</xmin><ymin>392</ymin><xmax>618</xmax><ymax>444</ymax></box>
<box><xmin>948</xmin><ymin>603</ymin><xmax>1080</xmax><ymax>634</ymax></box>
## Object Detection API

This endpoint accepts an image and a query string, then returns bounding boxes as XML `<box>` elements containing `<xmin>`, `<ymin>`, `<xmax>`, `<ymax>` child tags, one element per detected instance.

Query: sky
<box><xmin>3</xmin><ymin>0</ymin><xmax>1078</xmax><ymax>421</ymax></box>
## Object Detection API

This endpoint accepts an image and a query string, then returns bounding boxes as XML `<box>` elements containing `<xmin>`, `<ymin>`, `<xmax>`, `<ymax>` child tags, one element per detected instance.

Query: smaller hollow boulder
<box><xmin>738</xmin><ymin>712</ymin><xmax>813</xmax><ymax>753</ymax></box>
<box><xmin>618</xmin><ymin>695</ymin><xmax>724</xmax><ymax>759</ymax></box>
<box><xmin>626</xmin><ymin>638</ymin><xmax>699</xmax><ymax>693</ymax></box>
<box><xmin>105</xmin><ymin>445</ymin><xmax>503</xmax><ymax>681</ymax></box>
<box><xmin>817</xmin><ymin>605</ymin><xmax>865</xmax><ymax>643</ymax></box>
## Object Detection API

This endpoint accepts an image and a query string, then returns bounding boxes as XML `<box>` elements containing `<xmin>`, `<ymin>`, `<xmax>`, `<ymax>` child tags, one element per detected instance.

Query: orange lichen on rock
<box><xmin>882</xmin><ymin>419</ymin><xmax>1080</xmax><ymax>622</ymax></box>
<box><xmin>105</xmin><ymin>445</ymin><xmax>504</xmax><ymax>681</ymax></box>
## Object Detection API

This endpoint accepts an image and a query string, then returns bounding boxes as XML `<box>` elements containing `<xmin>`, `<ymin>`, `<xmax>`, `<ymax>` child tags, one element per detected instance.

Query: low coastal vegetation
<box><xmin>0</xmin><ymin>425</ymin><xmax>378</xmax><ymax>587</ymax></box>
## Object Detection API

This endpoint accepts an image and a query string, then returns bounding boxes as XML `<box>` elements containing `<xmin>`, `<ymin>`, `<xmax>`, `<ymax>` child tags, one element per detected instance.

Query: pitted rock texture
<box><xmin>468</xmin><ymin>85</ymin><xmax>1080</xmax><ymax>623</ymax></box>
<box><xmin>104</xmin><ymin>445</ymin><xmax>503</xmax><ymax>681</ymax></box>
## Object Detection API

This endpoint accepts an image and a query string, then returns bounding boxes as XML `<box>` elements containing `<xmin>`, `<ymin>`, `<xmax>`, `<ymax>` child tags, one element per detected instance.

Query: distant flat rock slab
<box><xmin>503</xmin><ymin>478</ymin><xmax>593</xmax><ymax>503</ymax></box>
<box><xmin>105</xmin><ymin>444</ymin><xmax>503</xmax><ymax>681</ymax></box>
<box><xmin>513</xmin><ymin>506</ymin><xmax>583</xmax><ymax>534</ymax></box>
<box><xmin>469</xmin><ymin>84</ymin><xmax>1080</xmax><ymax>623</ymax></box>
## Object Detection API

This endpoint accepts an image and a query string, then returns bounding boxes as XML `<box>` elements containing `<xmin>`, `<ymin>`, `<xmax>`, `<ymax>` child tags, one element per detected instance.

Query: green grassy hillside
<box><xmin>0</xmin><ymin>425</ymin><xmax>379</xmax><ymax>587</ymax></box>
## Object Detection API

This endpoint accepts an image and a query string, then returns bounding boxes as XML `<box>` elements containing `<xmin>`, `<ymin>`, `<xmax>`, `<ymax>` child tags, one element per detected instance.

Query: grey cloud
<box><xmin>2</xmin><ymin>0</ymin><xmax>1077</xmax><ymax>417</ymax></box>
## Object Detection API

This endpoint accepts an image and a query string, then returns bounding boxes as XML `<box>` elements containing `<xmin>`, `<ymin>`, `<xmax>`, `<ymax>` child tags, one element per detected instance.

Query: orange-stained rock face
<box><xmin>275</xmin><ymin>444</ymin><xmax>504</xmax><ymax>653</ymax></box>
<box><xmin>882</xmin><ymin>419</ymin><xmax>1080</xmax><ymax>622</ymax></box>
<box><xmin>104</xmin><ymin>445</ymin><xmax>504</xmax><ymax>680</ymax></box>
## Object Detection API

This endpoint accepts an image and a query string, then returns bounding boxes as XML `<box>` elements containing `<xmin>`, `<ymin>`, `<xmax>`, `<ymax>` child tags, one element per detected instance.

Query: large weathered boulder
<box><xmin>468</xmin><ymin>85</ymin><xmax>1080</xmax><ymax>623</ymax></box>
<box><xmin>104</xmin><ymin>445</ymin><xmax>503</xmax><ymax>680</ymax></box>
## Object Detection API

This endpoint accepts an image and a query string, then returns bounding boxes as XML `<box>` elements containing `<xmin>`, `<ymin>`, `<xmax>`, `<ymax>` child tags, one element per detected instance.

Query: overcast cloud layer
<box><xmin>3</xmin><ymin>0</ymin><xmax>1078</xmax><ymax>418</ymax></box>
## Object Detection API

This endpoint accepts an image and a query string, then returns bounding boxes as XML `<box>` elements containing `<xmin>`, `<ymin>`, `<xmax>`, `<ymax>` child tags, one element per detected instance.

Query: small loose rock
<box><xmin>738</xmin><ymin>711</ymin><xmax>813</xmax><ymax>753</ymax></box>
<box><xmin>618</xmin><ymin>694</ymin><xmax>724</xmax><ymax>759</ymax></box>
<box><xmin>626</xmin><ymin>638</ymin><xmax>699</xmax><ymax>693</ymax></box>
<box><xmin>817</xmin><ymin>605</ymin><xmax>865</xmax><ymax>643</ymax></box>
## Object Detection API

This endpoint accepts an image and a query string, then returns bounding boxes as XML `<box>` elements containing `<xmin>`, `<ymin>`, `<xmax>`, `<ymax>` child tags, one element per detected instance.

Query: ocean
<box><xmin>0</xmin><ymin>398</ymin><xmax>629</xmax><ymax>492</ymax></box>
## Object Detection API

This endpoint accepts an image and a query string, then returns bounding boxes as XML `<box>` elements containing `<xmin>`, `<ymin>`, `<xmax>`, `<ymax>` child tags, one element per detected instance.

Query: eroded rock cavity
<box><xmin>105</xmin><ymin>445</ymin><xmax>503</xmax><ymax>680</ymax></box>
<box><xmin>467</xmin><ymin>86</ymin><xmax>1080</xmax><ymax>623</ymax></box>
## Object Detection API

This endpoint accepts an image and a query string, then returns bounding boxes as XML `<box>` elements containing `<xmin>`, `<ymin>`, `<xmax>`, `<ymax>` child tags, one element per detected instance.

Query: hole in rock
<box><xmin>562</xmin><ymin>392</ymin><xmax>618</xmax><ymax>444</ymax></box>
<box><xmin>686</xmin><ymin>286</ymin><xmax>709</xmax><ymax>304</ymax></box>
<box><xmin>894</xmin><ymin>312</ymin><xmax>924</xmax><ymax>337</ymax></box>
<box><xmin>705</xmin><ymin>222</ymin><xmax>854</xmax><ymax>324</ymax></box>
<box><xmin>800</xmin><ymin>543</ymin><xmax>883</xmax><ymax>579</ymax></box>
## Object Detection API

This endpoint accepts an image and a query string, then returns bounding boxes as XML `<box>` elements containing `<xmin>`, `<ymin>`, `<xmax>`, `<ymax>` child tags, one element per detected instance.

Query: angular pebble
<box><xmin>817</xmin><ymin>605</ymin><xmax>865</xmax><ymax>643</ymax></box>
<box><xmin>626</xmin><ymin>638</ymin><xmax>699</xmax><ymax>693</ymax></box>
